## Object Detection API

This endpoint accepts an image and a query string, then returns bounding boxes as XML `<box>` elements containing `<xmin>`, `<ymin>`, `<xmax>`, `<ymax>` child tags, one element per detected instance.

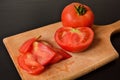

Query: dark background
<box><xmin>0</xmin><ymin>0</ymin><xmax>120</xmax><ymax>80</ymax></box>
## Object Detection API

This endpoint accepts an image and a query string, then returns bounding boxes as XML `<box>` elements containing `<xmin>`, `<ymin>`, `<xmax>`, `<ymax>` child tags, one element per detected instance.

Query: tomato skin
<box><xmin>17</xmin><ymin>53</ymin><xmax>44</xmax><ymax>75</ymax></box>
<box><xmin>19</xmin><ymin>38</ymin><xmax>36</xmax><ymax>54</ymax></box>
<box><xmin>54</xmin><ymin>27</ymin><xmax>94</xmax><ymax>52</ymax></box>
<box><xmin>61</xmin><ymin>2</ymin><xmax>94</xmax><ymax>28</ymax></box>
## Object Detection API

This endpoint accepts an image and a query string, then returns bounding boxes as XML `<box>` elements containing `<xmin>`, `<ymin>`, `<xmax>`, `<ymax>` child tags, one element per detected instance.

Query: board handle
<box><xmin>93</xmin><ymin>20</ymin><xmax>120</xmax><ymax>38</ymax></box>
<box><xmin>106</xmin><ymin>20</ymin><xmax>120</xmax><ymax>35</ymax></box>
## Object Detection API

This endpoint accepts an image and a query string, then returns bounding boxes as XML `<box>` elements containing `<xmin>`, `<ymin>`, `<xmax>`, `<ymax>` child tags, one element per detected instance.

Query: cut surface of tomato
<box><xmin>55</xmin><ymin>27</ymin><xmax>94</xmax><ymax>52</ymax></box>
<box><xmin>17</xmin><ymin>53</ymin><xmax>44</xmax><ymax>75</ymax></box>
<box><xmin>32</xmin><ymin>42</ymin><xmax>56</xmax><ymax>66</ymax></box>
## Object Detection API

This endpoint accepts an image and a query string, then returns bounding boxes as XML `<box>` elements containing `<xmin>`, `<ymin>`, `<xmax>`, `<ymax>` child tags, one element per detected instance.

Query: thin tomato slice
<box><xmin>55</xmin><ymin>27</ymin><xmax>94</xmax><ymax>52</ymax></box>
<box><xmin>17</xmin><ymin>53</ymin><xmax>44</xmax><ymax>75</ymax></box>
<box><xmin>49</xmin><ymin>48</ymin><xmax>72</xmax><ymax>64</ymax></box>
<box><xmin>19</xmin><ymin>38</ymin><xmax>36</xmax><ymax>53</ymax></box>
<box><xmin>54</xmin><ymin>48</ymin><xmax>72</xmax><ymax>59</ymax></box>
<box><xmin>32</xmin><ymin>42</ymin><xmax>56</xmax><ymax>66</ymax></box>
<box><xmin>49</xmin><ymin>52</ymin><xmax>63</xmax><ymax>64</ymax></box>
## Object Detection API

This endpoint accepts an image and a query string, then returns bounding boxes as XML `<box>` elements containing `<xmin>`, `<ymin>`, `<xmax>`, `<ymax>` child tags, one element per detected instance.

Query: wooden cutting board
<box><xmin>3</xmin><ymin>21</ymin><xmax>120</xmax><ymax>80</ymax></box>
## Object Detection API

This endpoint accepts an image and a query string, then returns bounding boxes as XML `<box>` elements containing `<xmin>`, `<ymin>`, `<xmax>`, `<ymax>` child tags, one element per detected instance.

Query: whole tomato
<box><xmin>54</xmin><ymin>27</ymin><xmax>94</xmax><ymax>52</ymax></box>
<box><xmin>61</xmin><ymin>2</ymin><xmax>94</xmax><ymax>28</ymax></box>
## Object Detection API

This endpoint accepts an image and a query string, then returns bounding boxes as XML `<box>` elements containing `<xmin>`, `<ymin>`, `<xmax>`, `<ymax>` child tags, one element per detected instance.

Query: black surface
<box><xmin>0</xmin><ymin>0</ymin><xmax>120</xmax><ymax>80</ymax></box>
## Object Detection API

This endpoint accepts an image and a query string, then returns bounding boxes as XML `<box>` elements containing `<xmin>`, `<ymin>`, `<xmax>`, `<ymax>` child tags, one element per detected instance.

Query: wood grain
<box><xmin>3</xmin><ymin>21</ymin><xmax>120</xmax><ymax>80</ymax></box>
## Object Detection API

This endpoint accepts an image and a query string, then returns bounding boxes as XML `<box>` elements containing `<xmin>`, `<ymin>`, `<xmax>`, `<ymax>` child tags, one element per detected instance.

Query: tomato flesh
<box><xmin>55</xmin><ymin>27</ymin><xmax>94</xmax><ymax>52</ymax></box>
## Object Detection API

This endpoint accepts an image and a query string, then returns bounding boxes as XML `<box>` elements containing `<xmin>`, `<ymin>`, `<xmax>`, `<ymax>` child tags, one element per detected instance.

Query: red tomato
<box><xmin>61</xmin><ymin>2</ymin><xmax>94</xmax><ymax>28</ymax></box>
<box><xmin>17</xmin><ymin>53</ymin><xmax>44</xmax><ymax>75</ymax></box>
<box><xmin>32</xmin><ymin>41</ymin><xmax>56</xmax><ymax>66</ymax></box>
<box><xmin>19</xmin><ymin>38</ymin><xmax>36</xmax><ymax>53</ymax></box>
<box><xmin>54</xmin><ymin>27</ymin><xmax>94</xmax><ymax>52</ymax></box>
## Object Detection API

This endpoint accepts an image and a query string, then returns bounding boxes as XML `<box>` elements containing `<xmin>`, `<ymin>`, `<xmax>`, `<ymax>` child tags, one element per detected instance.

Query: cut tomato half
<box><xmin>55</xmin><ymin>27</ymin><xmax>94</xmax><ymax>52</ymax></box>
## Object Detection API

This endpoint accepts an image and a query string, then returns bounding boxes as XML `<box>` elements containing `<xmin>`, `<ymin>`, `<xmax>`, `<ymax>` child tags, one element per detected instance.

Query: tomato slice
<box><xmin>19</xmin><ymin>38</ymin><xmax>36</xmax><ymax>53</ymax></box>
<box><xmin>49</xmin><ymin>48</ymin><xmax>72</xmax><ymax>64</ymax></box>
<box><xmin>53</xmin><ymin>48</ymin><xmax>72</xmax><ymax>59</ymax></box>
<box><xmin>55</xmin><ymin>27</ymin><xmax>94</xmax><ymax>52</ymax></box>
<box><xmin>49</xmin><ymin>52</ymin><xmax>63</xmax><ymax>64</ymax></box>
<box><xmin>17</xmin><ymin>53</ymin><xmax>44</xmax><ymax>75</ymax></box>
<box><xmin>32</xmin><ymin>41</ymin><xmax>56</xmax><ymax>66</ymax></box>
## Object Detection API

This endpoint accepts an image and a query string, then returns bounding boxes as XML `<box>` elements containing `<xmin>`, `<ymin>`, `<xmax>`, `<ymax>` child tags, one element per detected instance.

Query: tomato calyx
<box><xmin>74</xmin><ymin>5</ymin><xmax>87</xmax><ymax>15</ymax></box>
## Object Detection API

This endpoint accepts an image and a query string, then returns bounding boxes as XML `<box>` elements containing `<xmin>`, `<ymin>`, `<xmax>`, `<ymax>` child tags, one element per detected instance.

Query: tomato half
<box><xmin>54</xmin><ymin>27</ymin><xmax>94</xmax><ymax>52</ymax></box>
<box><xmin>18</xmin><ymin>53</ymin><xmax>44</xmax><ymax>75</ymax></box>
<box><xmin>61</xmin><ymin>2</ymin><xmax>94</xmax><ymax>28</ymax></box>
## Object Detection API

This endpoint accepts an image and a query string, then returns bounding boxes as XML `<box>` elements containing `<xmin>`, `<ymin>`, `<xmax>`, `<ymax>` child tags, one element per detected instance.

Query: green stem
<box><xmin>74</xmin><ymin>5</ymin><xmax>87</xmax><ymax>15</ymax></box>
